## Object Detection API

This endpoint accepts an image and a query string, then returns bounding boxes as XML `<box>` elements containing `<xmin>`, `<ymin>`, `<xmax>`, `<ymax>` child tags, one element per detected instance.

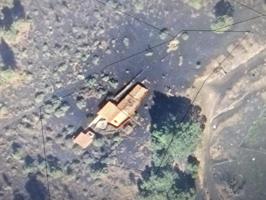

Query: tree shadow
<box><xmin>0</xmin><ymin>0</ymin><xmax>25</xmax><ymax>29</ymax></box>
<box><xmin>2</xmin><ymin>173</ymin><xmax>11</xmax><ymax>186</ymax></box>
<box><xmin>25</xmin><ymin>174</ymin><xmax>48</xmax><ymax>200</ymax></box>
<box><xmin>1</xmin><ymin>7</ymin><xmax>13</xmax><ymax>30</ymax></box>
<box><xmin>24</xmin><ymin>155</ymin><xmax>35</xmax><ymax>166</ymax></box>
<box><xmin>12</xmin><ymin>0</ymin><xmax>25</xmax><ymax>20</ymax></box>
<box><xmin>174</xmin><ymin>169</ymin><xmax>195</xmax><ymax>191</ymax></box>
<box><xmin>13</xmin><ymin>193</ymin><xmax>25</xmax><ymax>200</ymax></box>
<box><xmin>46</xmin><ymin>154</ymin><xmax>61</xmax><ymax>171</ymax></box>
<box><xmin>11</xmin><ymin>142</ymin><xmax>22</xmax><ymax>152</ymax></box>
<box><xmin>149</xmin><ymin>91</ymin><xmax>206</xmax><ymax>132</ymax></box>
<box><xmin>0</xmin><ymin>38</ymin><xmax>16</xmax><ymax>69</ymax></box>
<box><xmin>214</xmin><ymin>0</ymin><xmax>234</xmax><ymax>17</ymax></box>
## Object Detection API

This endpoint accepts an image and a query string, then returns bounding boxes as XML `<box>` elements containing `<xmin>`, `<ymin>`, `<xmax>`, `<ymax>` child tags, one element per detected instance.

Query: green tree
<box><xmin>138</xmin><ymin>168</ymin><xmax>196</xmax><ymax>200</ymax></box>
<box><xmin>152</xmin><ymin>122</ymin><xmax>202</xmax><ymax>166</ymax></box>
<box><xmin>138</xmin><ymin>121</ymin><xmax>202</xmax><ymax>200</ymax></box>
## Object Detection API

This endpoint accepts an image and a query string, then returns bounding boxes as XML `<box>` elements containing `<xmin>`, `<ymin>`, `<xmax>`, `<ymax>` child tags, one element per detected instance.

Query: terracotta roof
<box><xmin>97</xmin><ymin>84</ymin><xmax>148</xmax><ymax>127</ymax></box>
<box><xmin>127</xmin><ymin>84</ymin><xmax>149</xmax><ymax>100</ymax></box>
<box><xmin>73</xmin><ymin>130</ymin><xmax>95</xmax><ymax>149</ymax></box>
<box><xmin>118</xmin><ymin>84</ymin><xmax>148</xmax><ymax>116</ymax></box>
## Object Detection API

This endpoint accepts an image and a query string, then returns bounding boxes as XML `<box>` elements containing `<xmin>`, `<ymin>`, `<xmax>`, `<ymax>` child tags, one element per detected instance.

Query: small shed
<box><xmin>73</xmin><ymin>130</ymin><xmax>95</xmax><ymax>149</ymax></box>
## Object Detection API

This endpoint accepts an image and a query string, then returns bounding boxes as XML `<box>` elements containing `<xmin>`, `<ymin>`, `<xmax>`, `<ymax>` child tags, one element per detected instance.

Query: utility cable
<box><xmin>94</xmin><ymin>0</ymin><xmax>175</xmax><ymax>38</ymax></box>
<box><xmin>156</xmin><ymin>33</ymin><xmax>249</xmax><ymax>170</ymax></box>
<box><xmin>231</xmin><ymin>0</ymin><xmax>266</xmax><ymax>16</ymax></box>
<box><xmin>39</xmin><ymin>107</ymin><xmax>51</xmax><ymax>200</ymax></box>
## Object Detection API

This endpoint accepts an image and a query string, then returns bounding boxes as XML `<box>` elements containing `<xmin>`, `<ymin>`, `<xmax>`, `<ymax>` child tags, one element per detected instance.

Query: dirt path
<box><xmin>192</xmin><ymin>33</ymin><xmax>266</xmax><ymax>199</ymax></box>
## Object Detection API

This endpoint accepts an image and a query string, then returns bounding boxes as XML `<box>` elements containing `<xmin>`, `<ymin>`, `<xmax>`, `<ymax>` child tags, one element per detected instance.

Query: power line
<box><xmin>24</xmin><ymin>6</ymin><xmax>265</xmax><ymax>200</ymax></box>
<box><xmin>39</xmin><ymin>107</ymin><xmax>51</xmax><ymax>200</ymax></box>
<box><xmin>25</xmin><ymin>15</ymin><xmax>259</xmax><ymax>113</ymax></box>
<box><xmin>1</xmin><ymin>12</ymin><xmax>254</xmax><ymax>129</ymax></box>
<box><xmin>156</xmin><ymin>33</ymin><xmax>250</xmax><ymax>170</ymax></box>
<box><xmin>3</xmin><ymin>2</ymin><xmax>262</xmax><ymax>149</ymax></box>
<box><xmin>8</xmin><ymin>3</ymin><xmax>265</xmax><ymax>192</ymax></box>
<box><xmin>100</xmin><ymin>16</ymin><xmax>256</xmax><ymax>73</ymax></box>
<box><xmin>183</xmin><ymin>29</ymin><xmax>250</xmax><ymax>33</ymax></box>
<box><xmin>94</xmin><ymin>0</ymin><xmax>175</xmax><ymax>38</ymax></box>
<box><xmin>231</xmin><ymin>0</ymin><xmax>266</xmax><ymax>16</ymax></box>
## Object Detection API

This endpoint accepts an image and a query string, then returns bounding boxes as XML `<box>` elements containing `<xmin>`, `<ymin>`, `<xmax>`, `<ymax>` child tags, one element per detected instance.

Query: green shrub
<box><xmin>0</xmin><ymin>20</ymin><xmax>31</xmax><ymax>43</ymax></box>
<box><xmin>210</xmin><ymin>15</ymin><xmax>234</xmax><ymax>34</ymax></box>
<box><xmin>184</xmin><ymin>0</ymin><xmax>203</xmax><ymax>10</ymax></box>
<box><xmin>0</xmin><ymin>69</ymin><xmax>31</xmax><ymax>88</ymax></box>
<box><xmin>93</xmin><ymin>137</ymin><xmax>106</xmax><ymax>148</ymax></box>
<box><xmin>0</xmin><ymin>0</ymin><xmax>12</xmax><ymax>8</ymax></box>
<box><xmin>11</xmin><ymin>149</ymin><xmax>24</xmax><ymax>161</ymax></box>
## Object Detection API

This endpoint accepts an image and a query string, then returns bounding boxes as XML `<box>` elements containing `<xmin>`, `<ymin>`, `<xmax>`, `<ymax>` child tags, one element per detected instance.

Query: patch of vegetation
<box><xmin>0</xmin><ymin>0</ymin><xmax>29</xmax><ymax>44</ymax></box>
<box><xmin>42</xmin><ymin>96</ymin><xmax>70</xmax><ymax>118</ymax></box>
<box><xmin>138</xmin><ymin>167</ymin><xmax>196</xmax><ymax>200</ymax></box>
<box><xmin>23</xmin><ymin>155</ymin><xmax>65</xmax><ymax>179</ymax></box>
<box><xmin>139</xmin><ymin>93</ymin><xmax>205</xmax><ymax>200</ymax></box>
<box><xmin>101</xmin><ymin>73</ymin><xmax>119</xmax><ymax>89</ymax></box>
<box><xmin>0</xmin><ymin>0</ymin><xmax>13</xmax><ymax>8</ymax></box>
<box><xmin>0</xmin><ymin>19</ymin><xmax>31</xmax><ymax>43</ymax></box>
<box><xmin>210</xmin><ymin>15</ymin><xmax>234</xmax><ymax>34</ymax></box>
<box><xmin>0</xmin><ymin>65</ymin><xmax>30</xmax><ymax>88</ymax></box>
<box><xmin>184</xmin><ymin>0</ymin><xmax>203</xmax><ymax>10</ymax></box>
<box><xmin>159</xmin><ymin>28</ymin><xmax>170</xmax><ymax>40</ymax></box>
<box><xmin>0</xmin><ymin>101</ymin><xmax>8</xmax><ymax>116</ymax></box>
<box><xmin>0</xmin><ymin>69</ymin><xmax>15</xmax><ymax>83</ymax></box>
<box><xmin>138</xmin><ymin>122</ymin><xmax>202</xmax><ymax>199</ymax></box>
<box><xmin>34</xmin><ymin>91</ymin><xmax>45</xmax><ymax>103</ymax></box>
<box><xmin>11</xmin><ymin>142</ymin><xmax>24</xmax><ymax>161</ymax></box>
<box><xmin>133</xmin><ymin>0</ymin><xmax>145</xmax><ymax>12</ymax></box>
<box><xmin>85</xmin><ymin>74</ymin><xmax>98</xmax><ymax>88</ymax></box>
<box><xmin>152</xmin><ymin>122</ymin><xmax>202</xmax><ymax>167</ymax></box>
<box><xmin>81</xmin><ymin>73</ymin><xmax>119</xmax><ymax>99</ymax></box>
<box><xmin>76</xmin><ymin>95</ymin><xmax>87</xmax><ymax>110</ymax></box>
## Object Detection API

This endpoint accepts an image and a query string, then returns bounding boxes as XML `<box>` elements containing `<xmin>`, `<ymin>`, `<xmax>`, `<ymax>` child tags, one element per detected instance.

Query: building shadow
<box><xmin>13</xmin><ymin>193</ymin><xmax>25</xmax><ymax>200</ymax></box>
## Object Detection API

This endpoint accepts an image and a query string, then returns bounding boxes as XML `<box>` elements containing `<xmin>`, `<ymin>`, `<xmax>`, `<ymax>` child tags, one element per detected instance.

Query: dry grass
<box><xmin>184</xmin><ymin>0</ymin><xmax>203</xmax><ymax>10</ymax></box>
<box><xmin>0</xmin><ymin>19</ymin><xmax>32</xmax><ymax>45</ymax></box>
<box><xmin>0</xmin><ymin>70</ymin><xmax>29</xmax><ymax>88</ymax></box>
<box><xmin>210</xmin><ymin>15</ymin><xmax>234</xmax><ymax>34</ymax></box>
<box><xmin>0</xmin><ymin>0</ymin><xmax>13</xmax><ymax>8</ymax></box>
